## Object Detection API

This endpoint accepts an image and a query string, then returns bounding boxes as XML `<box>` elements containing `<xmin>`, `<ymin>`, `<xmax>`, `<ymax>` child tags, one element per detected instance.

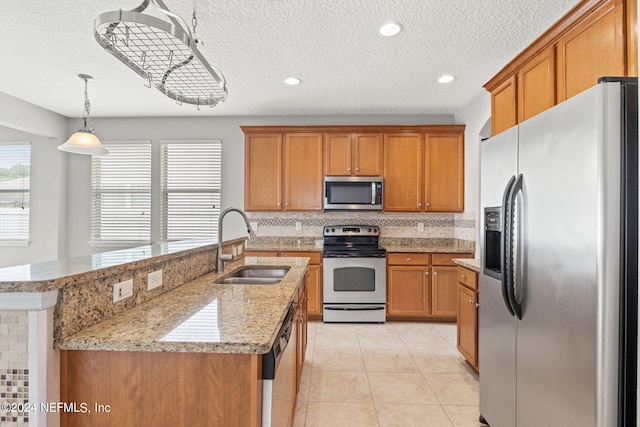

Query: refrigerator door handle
<box><xmin>501</xmin><ymin>175</ymin><xmax>516</xmax><ymax>316</ymax></box>
<box><xmin>506</xmin><ymin>173</ymin><xmax>523</xmax><ymax>319</ymax></box>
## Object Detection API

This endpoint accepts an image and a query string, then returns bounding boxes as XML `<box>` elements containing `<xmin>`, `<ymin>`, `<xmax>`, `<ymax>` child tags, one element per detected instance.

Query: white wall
<box><xmin>64</xmin><ymin>114</ymin><xmax>455</xmax><ymax>258</ymax></box>
<box><xmin>454</xmin><ymin>89</ymin><xmax>491</xmax><ymax>256</ymax></box>
<box><xmin>0</xmin><ymin>95</ymin><xmax>67</xmax><ymax>268</ymax></box>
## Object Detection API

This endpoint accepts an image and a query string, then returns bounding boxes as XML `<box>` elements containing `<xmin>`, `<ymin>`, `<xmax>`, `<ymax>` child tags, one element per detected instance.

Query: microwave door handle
<box><xmin>371</xmin><ymin>182</ymin><xmax>376</xmax><ymax>204</ymax></box>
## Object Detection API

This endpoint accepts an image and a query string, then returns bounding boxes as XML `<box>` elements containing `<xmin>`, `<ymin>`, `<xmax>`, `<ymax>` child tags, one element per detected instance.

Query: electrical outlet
<box><xmin>417</xmin><ymin>222</ymin><xmax>425</xmax><ymax>232</ymax></box>
<box><xmin>237</xmin><ymin>244</ymin><xmax>243</xmax><ymax>255</ymax></box>
<box><xmin>147</xmin><ymin>269</ymin><xmax>163</xmax><ymax>291</ymax></box>
<box><xmin>250</xmin><ymin>221</ymin><xmax>258</xmax><ymax>231</ymax></box>
<box><xmin>295</xmin><ymin>221</ymin><xmax>302</xmax><ymax>231</ymax></box>
<box><xmin>113</xmin><ymin>279</ymin><xmax>133</xmax><ymax>303</ymax></box>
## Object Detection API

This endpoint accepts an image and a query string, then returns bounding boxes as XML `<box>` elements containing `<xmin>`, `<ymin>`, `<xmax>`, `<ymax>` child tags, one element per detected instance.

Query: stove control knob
<box><xmin>368</xmin><ymin>228</ymin><xmax>372</xmax><ymax>232</ymax></box>
<box><xmin>331</xmin><ymin>228</ymin><xmax>335</xmax><ymax>232</ymax></box>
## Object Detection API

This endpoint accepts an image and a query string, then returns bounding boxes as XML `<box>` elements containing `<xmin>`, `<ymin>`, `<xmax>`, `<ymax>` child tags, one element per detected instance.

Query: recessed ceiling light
<box><xmin>438</xmin><ymin>75</ymin><xmax>455</xmax><ymax>83</ymax></box>
<box><xmin>379</xmin><ymin>23</ymin><xmax>402</xmax><ymax>37</ymax></box>
<box><xmin>285</xmin><ymin>77</ymin><xmax>301</xmax><ymax>85</ymax></box>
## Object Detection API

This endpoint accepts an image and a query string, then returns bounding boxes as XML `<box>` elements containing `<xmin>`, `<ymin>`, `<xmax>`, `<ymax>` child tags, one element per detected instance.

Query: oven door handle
<box><xmin>324</xmin><ymin>306</ymin><xmax>385</xmax><ymax>311</ymax></box>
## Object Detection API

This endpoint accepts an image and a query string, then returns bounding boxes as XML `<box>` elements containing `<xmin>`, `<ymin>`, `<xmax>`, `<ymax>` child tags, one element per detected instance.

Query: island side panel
<box><xmin>60</xmin><ymin>350</ymin><xmax>261</xmax><ymax>427</ymax></box>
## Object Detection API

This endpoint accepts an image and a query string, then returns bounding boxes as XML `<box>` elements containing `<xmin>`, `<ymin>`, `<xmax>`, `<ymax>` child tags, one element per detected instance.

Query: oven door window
<box><xmin>333</xmin><ymin>267</ymin><xmax>376</xmax><ymax>292</ymax></box>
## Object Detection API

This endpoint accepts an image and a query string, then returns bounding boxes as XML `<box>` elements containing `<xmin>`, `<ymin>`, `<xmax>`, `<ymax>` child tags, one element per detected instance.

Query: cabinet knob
<box><xmin>425</xmin><ymin>271</ymin><xmax>429</xmax><ymax>276</ymax></box>
<box><xmin>476</xmin><ymin>303</ymin><xmax>480</xmax><ymax>308</ymax></box>
<box><xmin>461</xmin><ymin>274</ymin><xmax>467</xmax><ymax>279</ymax></box>
<box><xmin>347</xmin><ymin>167</ymin><xmax>351</xmax><ymax>171</ymax></box>
<box><xmin>426</xmin><ymin>203</ymin><xmax>430</xmax><ymax>207</ymax></box>
<box><xmin>406</xmin><ymin>257</ymin><xmax>411</xmax><ymax>261</ymax></box>
<box><xmin>355</xmin><ymin>168</ymin><xmax>359</xmax><ymax>171</ymax></box>
<box><xmin>285</xmin><ymin>202</ymin><xmax>289</xmax><ymax>206</ymax></box>
<box><xmin>433</xmin><ymin>271</ymin><xmax>438</xmax><ymax>276</ymax></box>
<box><xmin>418</xmin><ymin>203</ymin><xmax>422</xmax><ymax>207</ymax></box>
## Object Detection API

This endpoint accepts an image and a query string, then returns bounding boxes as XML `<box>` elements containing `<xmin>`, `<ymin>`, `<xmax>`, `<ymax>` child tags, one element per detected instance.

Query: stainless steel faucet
<box><xmin>217</xmin><ymin>207</ymin><xmax>257</xmax><ymax>272</ymax></box>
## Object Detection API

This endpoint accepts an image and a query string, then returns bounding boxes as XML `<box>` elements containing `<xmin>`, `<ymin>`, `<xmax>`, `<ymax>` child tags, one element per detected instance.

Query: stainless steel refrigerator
<box><xmin>479</xmin><ymin>78</ymin><xmax>637</xmax><ymax>427</ymax></box>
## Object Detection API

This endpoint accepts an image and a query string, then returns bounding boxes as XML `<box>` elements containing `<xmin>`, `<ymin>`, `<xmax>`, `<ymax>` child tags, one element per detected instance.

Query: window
<box><xmin>90</xmin><ymin>142</ymin><xmax>151</xmax><ymax>244</ymax></box>
<box><xmin>161</xmin><ymin>140</ymin><xmax>222</xmax><ymax>240</ymax></box>
<box><xmin>0</xmin><ymin>142</ymin><xmax>30</xmax><ymax>243</ymax></box>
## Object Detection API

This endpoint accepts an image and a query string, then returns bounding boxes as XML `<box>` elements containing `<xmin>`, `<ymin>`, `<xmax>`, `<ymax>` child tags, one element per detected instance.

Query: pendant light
<box><xmin>58</xmin><ymin>74</ymin><xmax>109</xmax><ymax>156</ymax></box>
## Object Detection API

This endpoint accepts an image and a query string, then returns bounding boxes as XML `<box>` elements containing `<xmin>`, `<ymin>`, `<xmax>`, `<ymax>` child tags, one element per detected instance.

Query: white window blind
<box><xmin>90</xmin><ymin>142</ymin><xmax>151</xmax><ymax>244</ymax></box>
<box><xmin>161</xmin><ymin>140</ymin><xmax>221</xmax><ymax>240</ymax></box>
<box><xmin>0</xmin><ymin>142</ymin><xmax>30</xmax><ymax>243</ymax></box>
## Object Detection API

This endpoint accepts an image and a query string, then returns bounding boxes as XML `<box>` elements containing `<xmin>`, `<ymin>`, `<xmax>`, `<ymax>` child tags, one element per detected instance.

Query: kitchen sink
<box><xmin>215</xmin><ymin>266</ymin><xmax>290</xmax><ymax>285</ymax></box>
<box><xmin>217</xmin><ymin>277</ymin><xmax>281</xmax><ymax>285</ymax></box>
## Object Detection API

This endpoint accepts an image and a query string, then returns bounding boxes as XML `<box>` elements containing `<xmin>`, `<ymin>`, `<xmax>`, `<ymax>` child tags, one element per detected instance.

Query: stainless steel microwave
<box><xmin>324</xmin><ymin>177</ymin><xmax>383</xmax><ymax>210</ymax></box>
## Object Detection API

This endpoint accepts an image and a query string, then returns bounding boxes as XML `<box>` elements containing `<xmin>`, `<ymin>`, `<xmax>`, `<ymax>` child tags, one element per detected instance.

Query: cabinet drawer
<box><xmin>281</xmin><ymin>251</ymin><xmax>322</xmax><ymax>264</ymax></box>
<box><xmin>457</xmin><ymin>266</ymin><xmax>478</xmax><ymax>290</ymax></box>
<box><xmin>387</xmin><ymin>253</ymin><xmax>430</xmax><ymax>266</ymax></box>
<box><xmin>432</xmin><ymin>253</ymin><xmax>472</xmax><ymax>266</ymax></box>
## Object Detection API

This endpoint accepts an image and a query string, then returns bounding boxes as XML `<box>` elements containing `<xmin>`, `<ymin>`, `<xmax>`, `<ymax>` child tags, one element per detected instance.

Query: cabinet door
<box><xmin>424</xmin><ymin>132</ymin><xmax>464</xmax><ymax>212</ymax></box>
<box><xmin>517</xmin><ymin>46</ymin><xmax>556</xmax><ymax>122</ymax></box>
<box><xmin>304</xmin><ymin>264</ymin><xmax>322</xmax><ymax>317</ymax></box>
<box><xmin>556</xmin><ymin>0</ymin><xmax>625</xmax><ymax>102</ymax></box>
<box><xmin>387</xmin><ymin>266</ymin><xmax>430</xmax><ymax>317</ymax></box>
<box><xmin>284</xmin><ymin>133</ymin><xmax>323</xmax><ymax>211</ymax></box>
<box><xmin>431</xmin><ymin>266</ymin><xmax>458</xmax><ymax>317</ymax></box>
<box><xmin>457</xmin><ymin>284</ymin><xmax>478</xmax><ymax>368</ymax></box>
<box><xmin>244</xmin><ymin>134</ymin><xmax>282</xmax><ymax>211</ymax></box>
<box><xmin>383</xmin><ymin>133</ymin><xmax>423</xmax><ymax>212</ymax></box>
<box><xmin>491</xmin><ymin>75</ymin><xmax>517</xmax><ymax>136</ymax></box>
<box><xmin>353</xmin><ymin>133</ymin><xmax>384</xmax><ymax>176</ymax></box>
<box><xmin>324</xmin><ymin>134</ymin><xmax>352</xmax><ymax>176</ymax></box>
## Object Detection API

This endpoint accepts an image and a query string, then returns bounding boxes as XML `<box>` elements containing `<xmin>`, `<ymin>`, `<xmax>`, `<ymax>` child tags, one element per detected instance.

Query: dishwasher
<box><xmin>262</xmin><ymin>303</ymin><xmax>296</xmax><ymax>427</ymax></box>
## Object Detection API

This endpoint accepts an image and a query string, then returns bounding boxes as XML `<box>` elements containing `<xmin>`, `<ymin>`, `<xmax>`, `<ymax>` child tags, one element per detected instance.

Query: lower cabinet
<box><xmin>387</xmin><ymin>252</ymin><xmax>472</xmax><ymax>320</ymax></box>
<box><xmin>246</xmin><ymin>250</ymin><xmax>323</xmax><ymax>319</ymax></box>
<box><xmin>456</xmin><ymin>266</ymin><xmax>479</xmax><ymax>370</ymax></box>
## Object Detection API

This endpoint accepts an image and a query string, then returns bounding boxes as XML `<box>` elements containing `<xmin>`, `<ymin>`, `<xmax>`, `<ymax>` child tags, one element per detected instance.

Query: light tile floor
<box><xmin>293</xmin><ymin>321</ymin><xmax>484</xmax><ymax>427</ymax></box>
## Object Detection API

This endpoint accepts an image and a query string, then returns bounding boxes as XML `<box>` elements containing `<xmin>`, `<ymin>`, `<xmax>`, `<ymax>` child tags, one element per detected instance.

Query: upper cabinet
<box><xmin>243</xmin><ymin>125</ymin><xmax>465</xmax><ymax>213</ymax></box>
<box><xmin>384</xmin><ymin>127</ymin><xmax>465</xmax><ymax>213</ymax></box>
<box><xmin>324</xmin><ymin>133</ymin><xmax>383</xmax><ymax>176</ymax></box>
<box><xmin>244</xmin><ymin>129</ymin><xmax>322</xmax><ymax>211</ymax></box>
<box><xmin>244</xmin><ymin>133</ymin><xmax>282</xmax><ymax>211</ymax></box>
<box><xmin>485</xmin><ymin>0</ymin><xmax>637</xmax><ymax>135</ymax></box>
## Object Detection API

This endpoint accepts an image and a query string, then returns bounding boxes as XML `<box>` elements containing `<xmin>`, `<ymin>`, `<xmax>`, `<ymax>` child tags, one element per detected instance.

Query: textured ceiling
<box><xmin>1</xmin><ymin>0</ymin><xmax>581</xmax><ymax>118</ymax></box>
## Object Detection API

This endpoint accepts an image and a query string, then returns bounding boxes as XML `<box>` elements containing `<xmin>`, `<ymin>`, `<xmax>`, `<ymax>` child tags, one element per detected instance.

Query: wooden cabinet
<box><xmin>244</xmin><ymin>134</ymin><xmax>282</xmax><ymax>211</ymax></box>
<box><xmin>424</xmin><ymin>132</ymin><xmax>464</xmax><ymax>212</ymax></box>
<box><xmin>517</xmin><ymin>47</ymin><xmax>556</xmax><ymax>122</ymax></box>
<box><xmin>486</xmin><ymin>0</ymin><xmax>636</xmax><ymax>135</ymax></box>
<box><xmin>283</xmin><ymin>133</ymin><xmax>323</xmax><ymax>211</ymax></box>
<box><xmin>324</xmin><ymin>133</ymin><xmax>384</xmax><ymax>176</ymax></box>
<box><xmin>383</xmin><ymin>133</ymin><xmax>423</xmax><ymax>212</ymax></box>
<box><xmin>243</xmin><ymin>130</ymin><xmax>323</xmax><ymax>211</ymax></box>
<box><xmin>491</xmin><ymin>75</ymin><xmax>517</xmax><ymax>136</ymax></box>
<box><xmin>387</xmin><ymin>252</ymin><xmax>472</xmax><ymax>320</ymax></box>
<box><xmin>456</xmin><ymin>266</ymin><xmax>479</xmax><ymax>370</ymax></box>
<box><xmin>384</xmin><ymin>129</ymin><xmax>465</xmax><ymax>212</ymax></box>
<box><xmin>246</xmin><ymin>250</ymin><xmax>323</xmax><ymax>319</ymax></box>
<box><xmin>556</xmin><ymin>0</ymin><xmax>625</xmax><ymax>102</ymax></box>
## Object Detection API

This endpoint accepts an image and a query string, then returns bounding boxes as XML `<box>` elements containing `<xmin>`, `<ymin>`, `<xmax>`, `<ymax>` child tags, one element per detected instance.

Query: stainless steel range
<box><xmin>322</xmin><ymin>225</ymin><xmax>386</xmax><ymax>323</ymax></box>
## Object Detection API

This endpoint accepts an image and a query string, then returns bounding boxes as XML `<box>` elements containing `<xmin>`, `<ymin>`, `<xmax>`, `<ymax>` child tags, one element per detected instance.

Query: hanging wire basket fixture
<box><xmin>94</xmin><ymin>0</ymin><xmax>228</xmax><ymax>108</ymax></box>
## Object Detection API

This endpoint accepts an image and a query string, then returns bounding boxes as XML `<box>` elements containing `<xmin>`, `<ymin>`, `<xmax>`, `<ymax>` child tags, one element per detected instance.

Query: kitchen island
<box><xmin>0</xmin><ymin>241</ymin><xmax>309</xmax><ymax>427</ymax></box>
<box><xmin>58</xmin><ymin>256</ymin><xmax>310</xmax><ymax>427</ymax></box>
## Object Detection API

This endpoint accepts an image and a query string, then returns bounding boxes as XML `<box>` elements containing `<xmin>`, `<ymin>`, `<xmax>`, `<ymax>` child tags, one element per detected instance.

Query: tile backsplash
<box><xmin>0</xmin><ymin>311</ymin><xmax>29</xmax><ymax>426</ymax></box>
<box><xmin>247</xmin><ymin>211</ymin><xmax>476</xmax><ymax>241</ymax></box>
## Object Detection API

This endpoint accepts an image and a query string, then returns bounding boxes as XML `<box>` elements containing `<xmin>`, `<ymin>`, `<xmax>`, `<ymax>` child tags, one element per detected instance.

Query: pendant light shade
<box><xmin>58</xmin><ymin>74</ymin><xmax>109</xmax><ymax>156</ymax></box>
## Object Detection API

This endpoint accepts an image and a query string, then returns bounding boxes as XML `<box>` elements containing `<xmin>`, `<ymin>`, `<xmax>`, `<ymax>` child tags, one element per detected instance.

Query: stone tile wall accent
<box><xmin>0</xmin><ymin>311</ymin><xmax>29</xmax><ymax>426</ymax></box>
<box><xmin>55</xmin><ymin>247</ymin><xmax>217</xmax><ymax>341</ymax></box>
<box><xmin>247</xmin><ymin>211</ymin><xmax>476</xmax><ymax>241</ymax></box>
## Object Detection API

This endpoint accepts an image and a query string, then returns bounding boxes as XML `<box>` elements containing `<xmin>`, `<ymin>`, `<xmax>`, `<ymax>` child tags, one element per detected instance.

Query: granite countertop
<box><xmin>0</xmin><ymin>239</ymin><xmax>215</xmax><ymax>293</ymax></box>
<box><xmin>55</xmin><ymin>256</ymin><xmax>309</xmax><ymax>354</ymax></box>
<box><xmin>452</xmin><ymin>258</ymin><xmax>481</xmax><ymax>273</ymax></box>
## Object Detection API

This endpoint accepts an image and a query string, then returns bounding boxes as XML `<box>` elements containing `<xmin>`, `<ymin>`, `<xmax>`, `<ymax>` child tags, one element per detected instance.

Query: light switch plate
<box><xmin>147</xmin><ymin>269</ymin><xmax>163</xmax><ymax>291</ymax></box>
<box><xmin>113</xmin><ymin>279</ymin><xmax>133</xmax><ymax>303</ymax></box>
<box><xmin>417</xmin><ymin>222</ymin><xmax>425</xmax><ymax>232</ymax></box>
